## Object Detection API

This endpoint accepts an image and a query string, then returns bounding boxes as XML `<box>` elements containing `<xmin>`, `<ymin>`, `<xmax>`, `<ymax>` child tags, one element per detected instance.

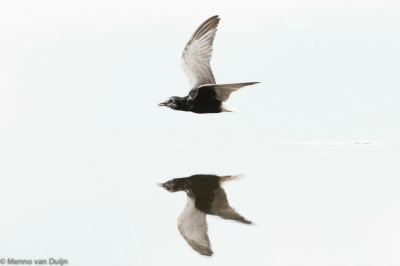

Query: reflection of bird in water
<box><xmin>158</xmin><ymin>15</ymin><xmax>260</xmax><ymax>113</ymax></box>
<box><xmin>159</xmin><ymin>174</ymin><xmax>252</xmax><ymax>256</ymax></box>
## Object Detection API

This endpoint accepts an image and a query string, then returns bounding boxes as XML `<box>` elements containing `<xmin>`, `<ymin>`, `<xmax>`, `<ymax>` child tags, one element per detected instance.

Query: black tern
<box><xmin>159</xmin><ymin>174</ymin><xmax>252</xmax><ymax>256</ymax></box>
<box><xmin>158</xmin><ymin>15</ymin><xmax>260</xmax><ymax>114</ymax></box>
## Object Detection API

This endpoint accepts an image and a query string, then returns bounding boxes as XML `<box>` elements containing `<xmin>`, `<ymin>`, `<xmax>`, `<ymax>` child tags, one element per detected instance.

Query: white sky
<box><xmin>1</xmin><ymin>0</ymin><xmax>400</xmax><ymax>265</ymax></box>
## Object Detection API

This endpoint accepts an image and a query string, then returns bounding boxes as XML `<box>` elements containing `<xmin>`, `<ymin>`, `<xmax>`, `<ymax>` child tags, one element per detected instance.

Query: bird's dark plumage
<box><xmin>160</xmin><ymin>174</ymin><xmax>252</xmax><ymax>256</ymax></box>
<box><xmin>158</xmin><ymin>15</ymin><xmax>260</xmax><ymax>114</ymax></box>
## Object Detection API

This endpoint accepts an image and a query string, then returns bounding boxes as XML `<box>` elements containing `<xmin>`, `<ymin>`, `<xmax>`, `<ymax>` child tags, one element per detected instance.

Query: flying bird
<box><xmin>158</xmin><ymin>15</ymin><xmax>260</xmax><ymax>113</ymax></box>
<box><xmin>159</xmin><ymin>174</ymin><xmax>252</xmax><ymax>256</ymax></box>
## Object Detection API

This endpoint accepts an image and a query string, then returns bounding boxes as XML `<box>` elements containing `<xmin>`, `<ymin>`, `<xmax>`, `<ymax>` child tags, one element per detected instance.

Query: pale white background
<box><xmin>1</xmin><ymin>0</ymin><xmax>400</xmax><ymax>265</ymax></box>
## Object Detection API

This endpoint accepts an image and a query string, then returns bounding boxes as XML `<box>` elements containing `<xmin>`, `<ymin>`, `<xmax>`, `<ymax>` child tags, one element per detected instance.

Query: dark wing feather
<box><xmin>211</xmin><ymin>187</ymin><xmax>252</xmax><ymax>224</ymax></box>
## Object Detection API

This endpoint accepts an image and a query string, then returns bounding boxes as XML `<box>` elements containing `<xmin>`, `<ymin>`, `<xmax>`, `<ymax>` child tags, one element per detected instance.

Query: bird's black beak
<box><xmin>158</xmin><ymin>102</ymin><xmax>166</xmax><ymax>107</ymax></box>
<box><xmin>158</xmin><ymin>183</ymin><xmax>164</xmax><ymax>187</ymax></box>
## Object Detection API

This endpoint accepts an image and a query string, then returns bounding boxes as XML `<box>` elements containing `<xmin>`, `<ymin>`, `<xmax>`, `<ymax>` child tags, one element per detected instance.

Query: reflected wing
<box><xmin>181</xmin><ymin>15</ymin><xmax>220</xmax><ymax>99</ymax></box>
<box><xmin>211</xmin><ymin>187</ymin><xmax>252</xmax><ymax>224</ymax></box>
<box><xmin>197</xmin><ymin>82</ymin><xmax>260</xmax><ymax>102</ymax></box>
<box><xmin>178</xmin><ymin>195</ymin><xmax>213</xmax><ymax>256</ymax></box>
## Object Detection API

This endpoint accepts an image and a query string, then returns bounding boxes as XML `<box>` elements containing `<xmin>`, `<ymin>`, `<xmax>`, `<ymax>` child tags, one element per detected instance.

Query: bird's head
<box><xmin>158</xmin><ymin>180</ymin><xmax>181</xmax><ymax>192</ymax></box>
<box><xmin>158</xmin><ymin>97</ymin><xmax>180</xmax><ymax>110</ymax></box>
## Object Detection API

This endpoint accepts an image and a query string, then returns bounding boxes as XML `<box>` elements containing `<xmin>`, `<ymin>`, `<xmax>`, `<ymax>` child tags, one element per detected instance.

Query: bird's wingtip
<box><xmin>220</xmin><ymin>173</ymin><xmax>245</xmax><ymax>183</ymax></box>
<box><xmin>208</xmin><ymin>15</ymin><xmax>220</xmax><ymax>21</ymax></box>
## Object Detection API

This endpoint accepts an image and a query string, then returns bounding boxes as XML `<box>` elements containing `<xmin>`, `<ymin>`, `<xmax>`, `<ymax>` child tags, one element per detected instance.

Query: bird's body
<box><xmin>159</xmin><ymin>15</ymin><xmax>260</xmax><ymax>113</ymax></box>
<box><xmin>160</xmin><ymin>174</ymin><xmax>252</xmax><ymax>256</ymax></box>
<box><xmin>164</xmin><ymin>92</ymin><xmax>224</xmax><ymax>114</ymax></box>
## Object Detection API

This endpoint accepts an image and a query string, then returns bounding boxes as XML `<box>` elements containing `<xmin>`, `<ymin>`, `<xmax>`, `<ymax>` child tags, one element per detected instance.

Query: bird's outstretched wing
<box><xmin>211</xmin><ymin>187</ymin><xmax>252</xmax><ymax>224</ymax></box>
<box><xmin>197</xmin><ymin>82</ymin><xmax>260</xmax><ymax>102</ymax></box>
<box><xmin>178</xmin><ymin>195</ymin><xmax>213</xmax><ymax>256</ymax></box>
<box><xmin>181</xmin><ymin>15</ymin><xmax>220</xmax><ymax>99</ymax></box>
